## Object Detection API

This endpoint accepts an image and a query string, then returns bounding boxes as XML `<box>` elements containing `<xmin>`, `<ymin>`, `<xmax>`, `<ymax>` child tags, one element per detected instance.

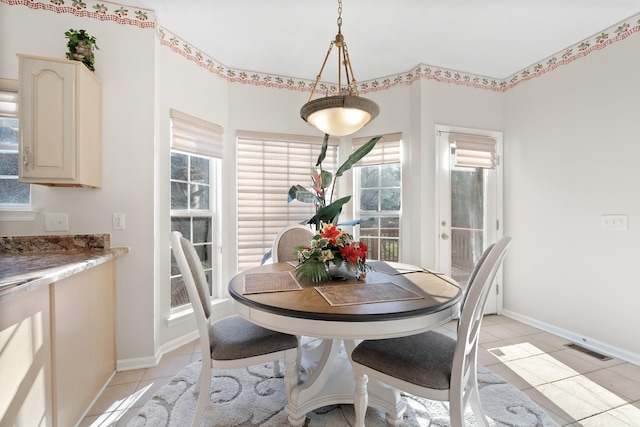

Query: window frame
<box><xmin>352</xmin><ymin>133</ymin><xmax>403</xmax><ymax>262</ymax></box>
<box><xmin>168</xmin><ymin>110</ymin><xmax>223</xmax><ymax>317</ymax></box>
<box><xmin>0</xmin><ymin>78</ymin><xmax>35</xmax><ymax>221</ymax></box>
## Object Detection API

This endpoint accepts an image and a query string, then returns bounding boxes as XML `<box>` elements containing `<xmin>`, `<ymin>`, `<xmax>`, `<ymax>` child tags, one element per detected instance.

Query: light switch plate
<box><xmin>112</xmin><ymin>213</ymin><xmax>125</xmax><ymax>230</ymax></box>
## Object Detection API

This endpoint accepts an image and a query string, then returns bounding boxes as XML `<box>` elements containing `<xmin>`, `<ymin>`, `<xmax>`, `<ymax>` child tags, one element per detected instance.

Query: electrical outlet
<box><xmin>601</xmin><ymin>214</ymin><xmax>628</xmax><ymax>230</ymax></box>
<box><xmin>45</xmin><ymin>212</ymin><xmax>69</xmax><ymax>232</ymax></box>
<box><xmin>113</xmin><ymin>213</ymin><xmax>125</xmax><ymax>230</ymax></box>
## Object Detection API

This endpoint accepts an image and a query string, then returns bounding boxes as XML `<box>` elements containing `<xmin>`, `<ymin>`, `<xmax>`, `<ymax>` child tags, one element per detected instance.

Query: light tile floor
<box><xmin>80</xmin><ymin>315</ymin><xmax>640</xmax><ymax>426</ymax></box>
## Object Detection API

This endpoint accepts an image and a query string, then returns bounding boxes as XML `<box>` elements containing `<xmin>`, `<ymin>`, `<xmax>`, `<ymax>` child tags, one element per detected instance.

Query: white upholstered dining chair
<box><xmin>351</xmin><ymin>236</ymin><xmax>512</xmax><ymax>427</ymax></box>
<box><xmin>271</xmin><ymin>224</ymin><xmax>314</xmax><ymax>263</ymax></box>
<box><xmin>170</xmin><ymin>231</ymin><xmax>300</xmax><ymax>427</ymax></box>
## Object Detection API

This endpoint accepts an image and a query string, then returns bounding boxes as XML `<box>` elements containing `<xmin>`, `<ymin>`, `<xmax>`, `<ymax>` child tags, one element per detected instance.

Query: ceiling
<box><xmin>121</xmin><ymin>0</ymin><xmax>640</xmax><ymax>82</ymax></box>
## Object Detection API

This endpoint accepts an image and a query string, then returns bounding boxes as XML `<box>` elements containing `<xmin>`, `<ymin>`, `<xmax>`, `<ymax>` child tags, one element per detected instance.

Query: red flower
<box><xmin>311</xmin><ymin>170</ymin><xmax>324</xmax><ymax>199</ymax></box>
<box><xmin>321</xmin><ymin>224</ymin><xmax>341</xmax><ymax>245</ymax></box>
<box><xmin>339</xmin><ymin>244</ymin><xmax>360</xmax><ymax>264</ymax></box>
<box><xmin>357</xmin><ymin>242</ymin><xmax>368</xmax><ymax>263</ymax></box>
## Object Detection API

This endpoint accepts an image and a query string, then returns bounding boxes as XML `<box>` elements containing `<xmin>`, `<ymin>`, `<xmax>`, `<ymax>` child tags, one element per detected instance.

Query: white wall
<box><xmin>503</xmin><ymin>34</ymin><xmax>640</xmax><ymax>361</ymax></box>
<box><xmin>417</xmin><ymin>79</ymin><xmax>505</xmax><ymax>267</ymax></box>
<box><xmin>0</xmin><ymin>3</ymin><xmax>159</xmax><ymax>364</ymax></box>
<box><xmin>154</xmin><ymin>43</ymin><xmax>230</xmax><ymax>350</ymax></box>
<box><xmin>2</xmin><ymin>1</ymin><xmax>639</xmax><ymax>367</ymax></box>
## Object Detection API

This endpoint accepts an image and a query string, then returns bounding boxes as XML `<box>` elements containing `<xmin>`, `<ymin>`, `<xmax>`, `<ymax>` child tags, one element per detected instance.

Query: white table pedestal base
<box><xmin>286</xmin><ymin>338</ymin><xmax>406</xmax><ymax>426</ymax></box>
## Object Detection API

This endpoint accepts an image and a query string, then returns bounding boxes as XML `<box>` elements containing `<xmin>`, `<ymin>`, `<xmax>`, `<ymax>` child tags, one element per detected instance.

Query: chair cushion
<box><xmin>351</xmin><ymin>331</ymin><xmax>456</xmax><ymax>390</ymax></box>
<box><xmin>210</xmin><ymin>316</ymin><xmax>298</xmax><ymax>360</ymax></box>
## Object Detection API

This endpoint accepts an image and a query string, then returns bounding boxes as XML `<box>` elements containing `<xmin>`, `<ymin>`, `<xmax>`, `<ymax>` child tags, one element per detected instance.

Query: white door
<box><xmin>435</xmin><ymin>125</ymin><xmax>503</xmax><ymax>314</ymax></box>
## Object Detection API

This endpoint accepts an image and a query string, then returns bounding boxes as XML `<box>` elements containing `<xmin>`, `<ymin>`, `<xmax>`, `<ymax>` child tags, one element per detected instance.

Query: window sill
<box><xmin>0</xmin><ymin>208</ymin><xmax>38</xmax><ymax>222</ymax></box>
<box><xmin>166</xmin><ymin>298</ymin><xmax>229</xmax><ymax>327</ymax></box>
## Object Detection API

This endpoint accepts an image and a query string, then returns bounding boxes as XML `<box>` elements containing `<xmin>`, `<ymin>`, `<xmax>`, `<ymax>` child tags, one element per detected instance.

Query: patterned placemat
<box><xmin>315</xmin><ymin>282</ymin><xmax>423</xmax><ymax>306</ymax></box>
<box><xmin>243</xmin><ymin>271</ymin><xmax>302</xmax><ymax>294</ymax></box>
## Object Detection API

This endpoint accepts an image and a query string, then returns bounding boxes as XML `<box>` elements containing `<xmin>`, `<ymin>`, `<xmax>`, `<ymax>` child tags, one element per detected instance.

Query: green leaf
<box><xmin>261</xmin><ymin>249</ymin><xmax>272</xmax><ymax>265</ymax></box>
<box><xmin>335</xmin><ymin>136</ymin><xmax>381</xmax><ymax>177</ymax></box>
<box><xmin>295</xmin><ymin>258</ymin><xmax>329</xmax><ymax>283</ymax></box>
<box><xmin>320</xmin><ymin>170</ymin><xmax>333</xmax><ymax>190</ymax></box>
<box><xmin>315</xmin><ymin>134</ymin><xmax>329</xmax><ymax>166</ymax></box>
<box><xmin>288</xmin><ymin>185</ymin><xmax>318</xmax><ymax>203</ymax></box>
<box><xmin>306</xmin><ymin>196</ymin><xmax>351</xmax><ymax>226</ymax></box>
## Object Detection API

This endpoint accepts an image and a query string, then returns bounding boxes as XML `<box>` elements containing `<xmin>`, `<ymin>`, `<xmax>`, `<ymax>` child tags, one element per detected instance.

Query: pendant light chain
<box><xmin>299</xmin><ymin>0</ymin><xmax>380</xmax><ymax>136</ymax></box>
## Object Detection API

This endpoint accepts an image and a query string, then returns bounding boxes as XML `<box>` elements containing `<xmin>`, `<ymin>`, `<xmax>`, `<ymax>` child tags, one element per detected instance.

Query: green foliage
<box><xmin>288</xmin><ymin>134</ymin><xmax>381</xmax><ymax>229</ymax></box>
<box><xmin>294</xmin><ymin>257</ymin><xmax>329</xmax><ymax>283</ymax></box>
<box><xmin>335</xmin><ymin>136</ymin><xmax>381</xmax><ymax>177</ymax></box>
<box><xmin>64</xmin><ymin>29</ymin><xmax>99</xmax><ymax>72</ymax></box>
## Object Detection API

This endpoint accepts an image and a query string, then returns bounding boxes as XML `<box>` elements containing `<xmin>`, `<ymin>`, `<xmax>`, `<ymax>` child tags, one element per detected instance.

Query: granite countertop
<box><xmin>0</xmin><ymin>234</ymin><xmax>129</xmax><ymax>302</ymax></box>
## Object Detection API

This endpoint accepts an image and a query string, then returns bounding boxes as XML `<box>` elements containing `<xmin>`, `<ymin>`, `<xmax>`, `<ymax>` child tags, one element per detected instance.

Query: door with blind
<box><xmin>435</xmin><ymin>125</ymin><xmax>503</xmax><ymax>314</ymax></box>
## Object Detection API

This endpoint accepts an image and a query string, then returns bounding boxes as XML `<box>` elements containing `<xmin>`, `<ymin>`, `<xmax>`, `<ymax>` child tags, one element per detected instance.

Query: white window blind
<box><xmin>236</xmin><ymin>131</ymin><xmax>339</xmax><ymax>271</ymax></box>
<box><xmin>449</xmin><ymin>133</ymin><xmax>497</xmax><ymax>169</ymax></box>
<box><xmin>0</xmin><ymin>90</ymin><xmax>18</xmax><ymax>116</ymax></box>
<box><xmin>170</xmin><ymin>109</ymin><xmax>223</xmax><ymax>159</ymax></box>
<box><xmin>353</xmin><ymin>132</ymin><xmax>401</xmax><ymax>166</ymax></box>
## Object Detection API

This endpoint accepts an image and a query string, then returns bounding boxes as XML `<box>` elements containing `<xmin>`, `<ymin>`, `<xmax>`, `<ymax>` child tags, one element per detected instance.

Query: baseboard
<box><xmin>501</xmin><ymin>309</ymin><xmax>640</xmax><ymax>366</ymax></box>
<box><xmin>156</xmin><ymin>329</ymin><xmax>200</xmax><ymax>359</ymax></box>
<box><xmin>117</xmin><ymin>353</ymin><xmax>162</xmax><ymax>372</ymax></box>
<box><xmin>116</xmin><ymin>329</ymin><xmax>199</xmax><ymax>371</ymax></box>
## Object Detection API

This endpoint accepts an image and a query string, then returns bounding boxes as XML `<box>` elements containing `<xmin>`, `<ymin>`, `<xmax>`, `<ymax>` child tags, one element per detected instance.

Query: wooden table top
<box><xmin>228</xmin><ymin>261</ymin><xmax>462</xmax><ymax>322</ymax></box>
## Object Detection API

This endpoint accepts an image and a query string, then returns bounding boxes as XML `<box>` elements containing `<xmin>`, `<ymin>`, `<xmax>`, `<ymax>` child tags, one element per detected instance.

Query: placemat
<box><xmin>243</xmin><ymin>271</ymin><xmax>302</xmax><ymax>294</ymax></box>
<box><xmin>315</xmin><ymin>282</ymin><xmax>423</xmax><ymax>306</ymax></box>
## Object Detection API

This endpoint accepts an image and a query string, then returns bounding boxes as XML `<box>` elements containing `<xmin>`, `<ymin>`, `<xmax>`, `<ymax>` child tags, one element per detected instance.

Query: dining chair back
<box><xmin>170</xmin><ymin>231</ymin><xmax>299</xmax><ymax>427</ymax></box>
<box><xmin>271</xmin><ymin>224</ymin><xmax>314</xmax><ymax>263</ymax></box>
<box><xmin>351</xmin><ymin>236</ymin><xmax>512</xmax><ymax>427</ymax></box>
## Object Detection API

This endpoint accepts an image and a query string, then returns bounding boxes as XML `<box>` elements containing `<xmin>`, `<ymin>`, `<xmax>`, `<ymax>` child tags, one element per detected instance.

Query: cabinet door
<box><xmin>0</xmin><ymin>286</ymin><xmax>53</xmax><ymax>427</ymax></box>
<box><xmin>19</xmin><ymin>58</ymin><xmax>76</xmax><ymax>180</ymax></box>
<box><xmin>52</xmin><ymin>261</ymin><xmax>116</xmax><ymax>427</ymax></box>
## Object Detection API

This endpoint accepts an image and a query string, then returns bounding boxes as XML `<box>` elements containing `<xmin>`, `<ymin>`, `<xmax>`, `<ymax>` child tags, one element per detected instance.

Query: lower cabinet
<box><xmin>0</xmin><ymin>285</ymin><xmax>54</xmax><ymax>427</ymax></box>
<box><xmin>0</xmin><ymin>260</ymin><xmax>116</xmax><ymax>427</ymax></box>
<box><xmin>52</xmin><ymin>261</ymin><xmax>116</xmax><ymax>427</ymax></box>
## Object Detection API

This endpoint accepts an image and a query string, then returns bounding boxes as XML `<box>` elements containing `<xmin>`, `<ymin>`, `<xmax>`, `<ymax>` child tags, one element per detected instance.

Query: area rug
<box><xmin>127</xmin><ymin>356</ymin><xmax>559</xmax><ymax>427</ymax></box>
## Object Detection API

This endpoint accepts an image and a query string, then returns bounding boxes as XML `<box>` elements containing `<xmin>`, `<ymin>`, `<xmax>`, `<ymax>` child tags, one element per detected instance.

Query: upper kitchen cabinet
<box><xmin>18</xmin><ymin>54</ymin><xmax>102</xmax><ymax>188</ymax></box>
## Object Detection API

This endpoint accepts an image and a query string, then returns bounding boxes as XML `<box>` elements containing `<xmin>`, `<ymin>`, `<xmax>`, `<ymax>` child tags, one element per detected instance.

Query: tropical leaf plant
<box><xmin>288</xmin><ymin>134</ymin><xmax>381</xmax><ymax>229</ymax></box>
<box><xmin>262</xmin><ymin>134</ymin><xmax>380</xmax><ymax>265</ymax></box>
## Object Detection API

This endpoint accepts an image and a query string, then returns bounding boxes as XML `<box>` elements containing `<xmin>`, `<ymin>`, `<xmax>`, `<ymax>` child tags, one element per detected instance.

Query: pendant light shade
<box><xmin>300</xmin><ymin>0</ymin><xmax>379</xmax><ymax>136</ymax></box>
<box><xmin>301</xmin><ymin>95</ymin><xmax>379</xmax><ymax>137</ymax></box>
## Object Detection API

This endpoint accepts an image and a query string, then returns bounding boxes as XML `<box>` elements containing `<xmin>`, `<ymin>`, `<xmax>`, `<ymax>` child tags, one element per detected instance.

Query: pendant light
<box><xmin>300</xmin><ymin>0</ymin><xmax>379</xmax><ymax>136</ymax></box>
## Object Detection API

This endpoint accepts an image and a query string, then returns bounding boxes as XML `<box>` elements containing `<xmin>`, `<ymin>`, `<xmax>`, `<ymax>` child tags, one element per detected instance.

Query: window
<box><xmin>236</xmin><ymin>132</ymin><xmax>339</xmax><ymax>271</ymax></box>
<box><xmin>0</xmin><ymin>82</ymin><xmax>30</xmax><ymax>207</ymax></box>
<box><xmin>169</xmin><ymin>109</ymin><xmax>222</xmax><ymax>310</ymax></box>
<box><xmin>353</xmin><ymin>133</ymin><xmax>402</xmax><ymax>261</ymax></box>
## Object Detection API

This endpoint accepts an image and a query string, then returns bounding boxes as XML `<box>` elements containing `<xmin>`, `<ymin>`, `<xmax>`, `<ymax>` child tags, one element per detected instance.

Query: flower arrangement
<box><xmin>283</xmin><ymin>133</ymin><xmax>381</xmax><ymax>281</ymax></box>
<box><xmin>295</xmin><ymin>223</ymin><xmax>369</xmax><ymax>282</ymax></box>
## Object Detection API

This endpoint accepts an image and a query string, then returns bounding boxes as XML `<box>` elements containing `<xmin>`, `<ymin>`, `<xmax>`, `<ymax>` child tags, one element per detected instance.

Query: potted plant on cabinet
<box><xmin>64</xmin><ymin>29</ymin><xmax>99</xmax><ymax>72</ymax></box>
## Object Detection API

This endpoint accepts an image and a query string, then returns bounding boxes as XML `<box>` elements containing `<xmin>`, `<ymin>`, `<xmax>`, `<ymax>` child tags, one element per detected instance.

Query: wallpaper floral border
<box><xmin>4</xmin><ymin>0</ymin><xmax>640</xmax><ymax>94</ymax></box>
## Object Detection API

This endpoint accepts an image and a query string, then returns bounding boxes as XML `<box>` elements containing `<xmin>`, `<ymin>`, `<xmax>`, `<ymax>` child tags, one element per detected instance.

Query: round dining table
<box><xmin>228</xmin><ymin>260</ymin><xmax>462</xmax><ymax>426</ymax></box>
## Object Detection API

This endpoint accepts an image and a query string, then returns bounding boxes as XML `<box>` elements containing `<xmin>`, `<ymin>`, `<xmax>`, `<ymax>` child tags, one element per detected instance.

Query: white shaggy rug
<box><xmin>127</xmin><ymin>358</ymin><xmax>559</xmax><ymax>427</ymax></box>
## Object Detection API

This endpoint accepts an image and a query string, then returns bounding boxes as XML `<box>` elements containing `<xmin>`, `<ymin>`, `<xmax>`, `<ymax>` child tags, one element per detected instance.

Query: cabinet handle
<box><xmin>23</xmin><ymin>147</ymin><xmax>29</xmax><ymax>172</ymax></box>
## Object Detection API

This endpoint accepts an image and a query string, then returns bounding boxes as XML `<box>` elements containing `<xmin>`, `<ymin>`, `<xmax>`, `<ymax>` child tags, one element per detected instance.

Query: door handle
<box><xmin>23</xmin><ymin>146</ymin><xmax>29</xmax><ymax>172</ymax></box>
<box><xmin>441</xmin><ymin>233</ymin><xmax>449</xmax><ymax>240</ymax></box>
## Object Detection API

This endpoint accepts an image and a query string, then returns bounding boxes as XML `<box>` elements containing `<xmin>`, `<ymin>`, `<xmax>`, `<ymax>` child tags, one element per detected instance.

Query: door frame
<box><xmin>434</xmin><ymin>124</ymin><xmax>504</xmax><ymax>313</ymax></box>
